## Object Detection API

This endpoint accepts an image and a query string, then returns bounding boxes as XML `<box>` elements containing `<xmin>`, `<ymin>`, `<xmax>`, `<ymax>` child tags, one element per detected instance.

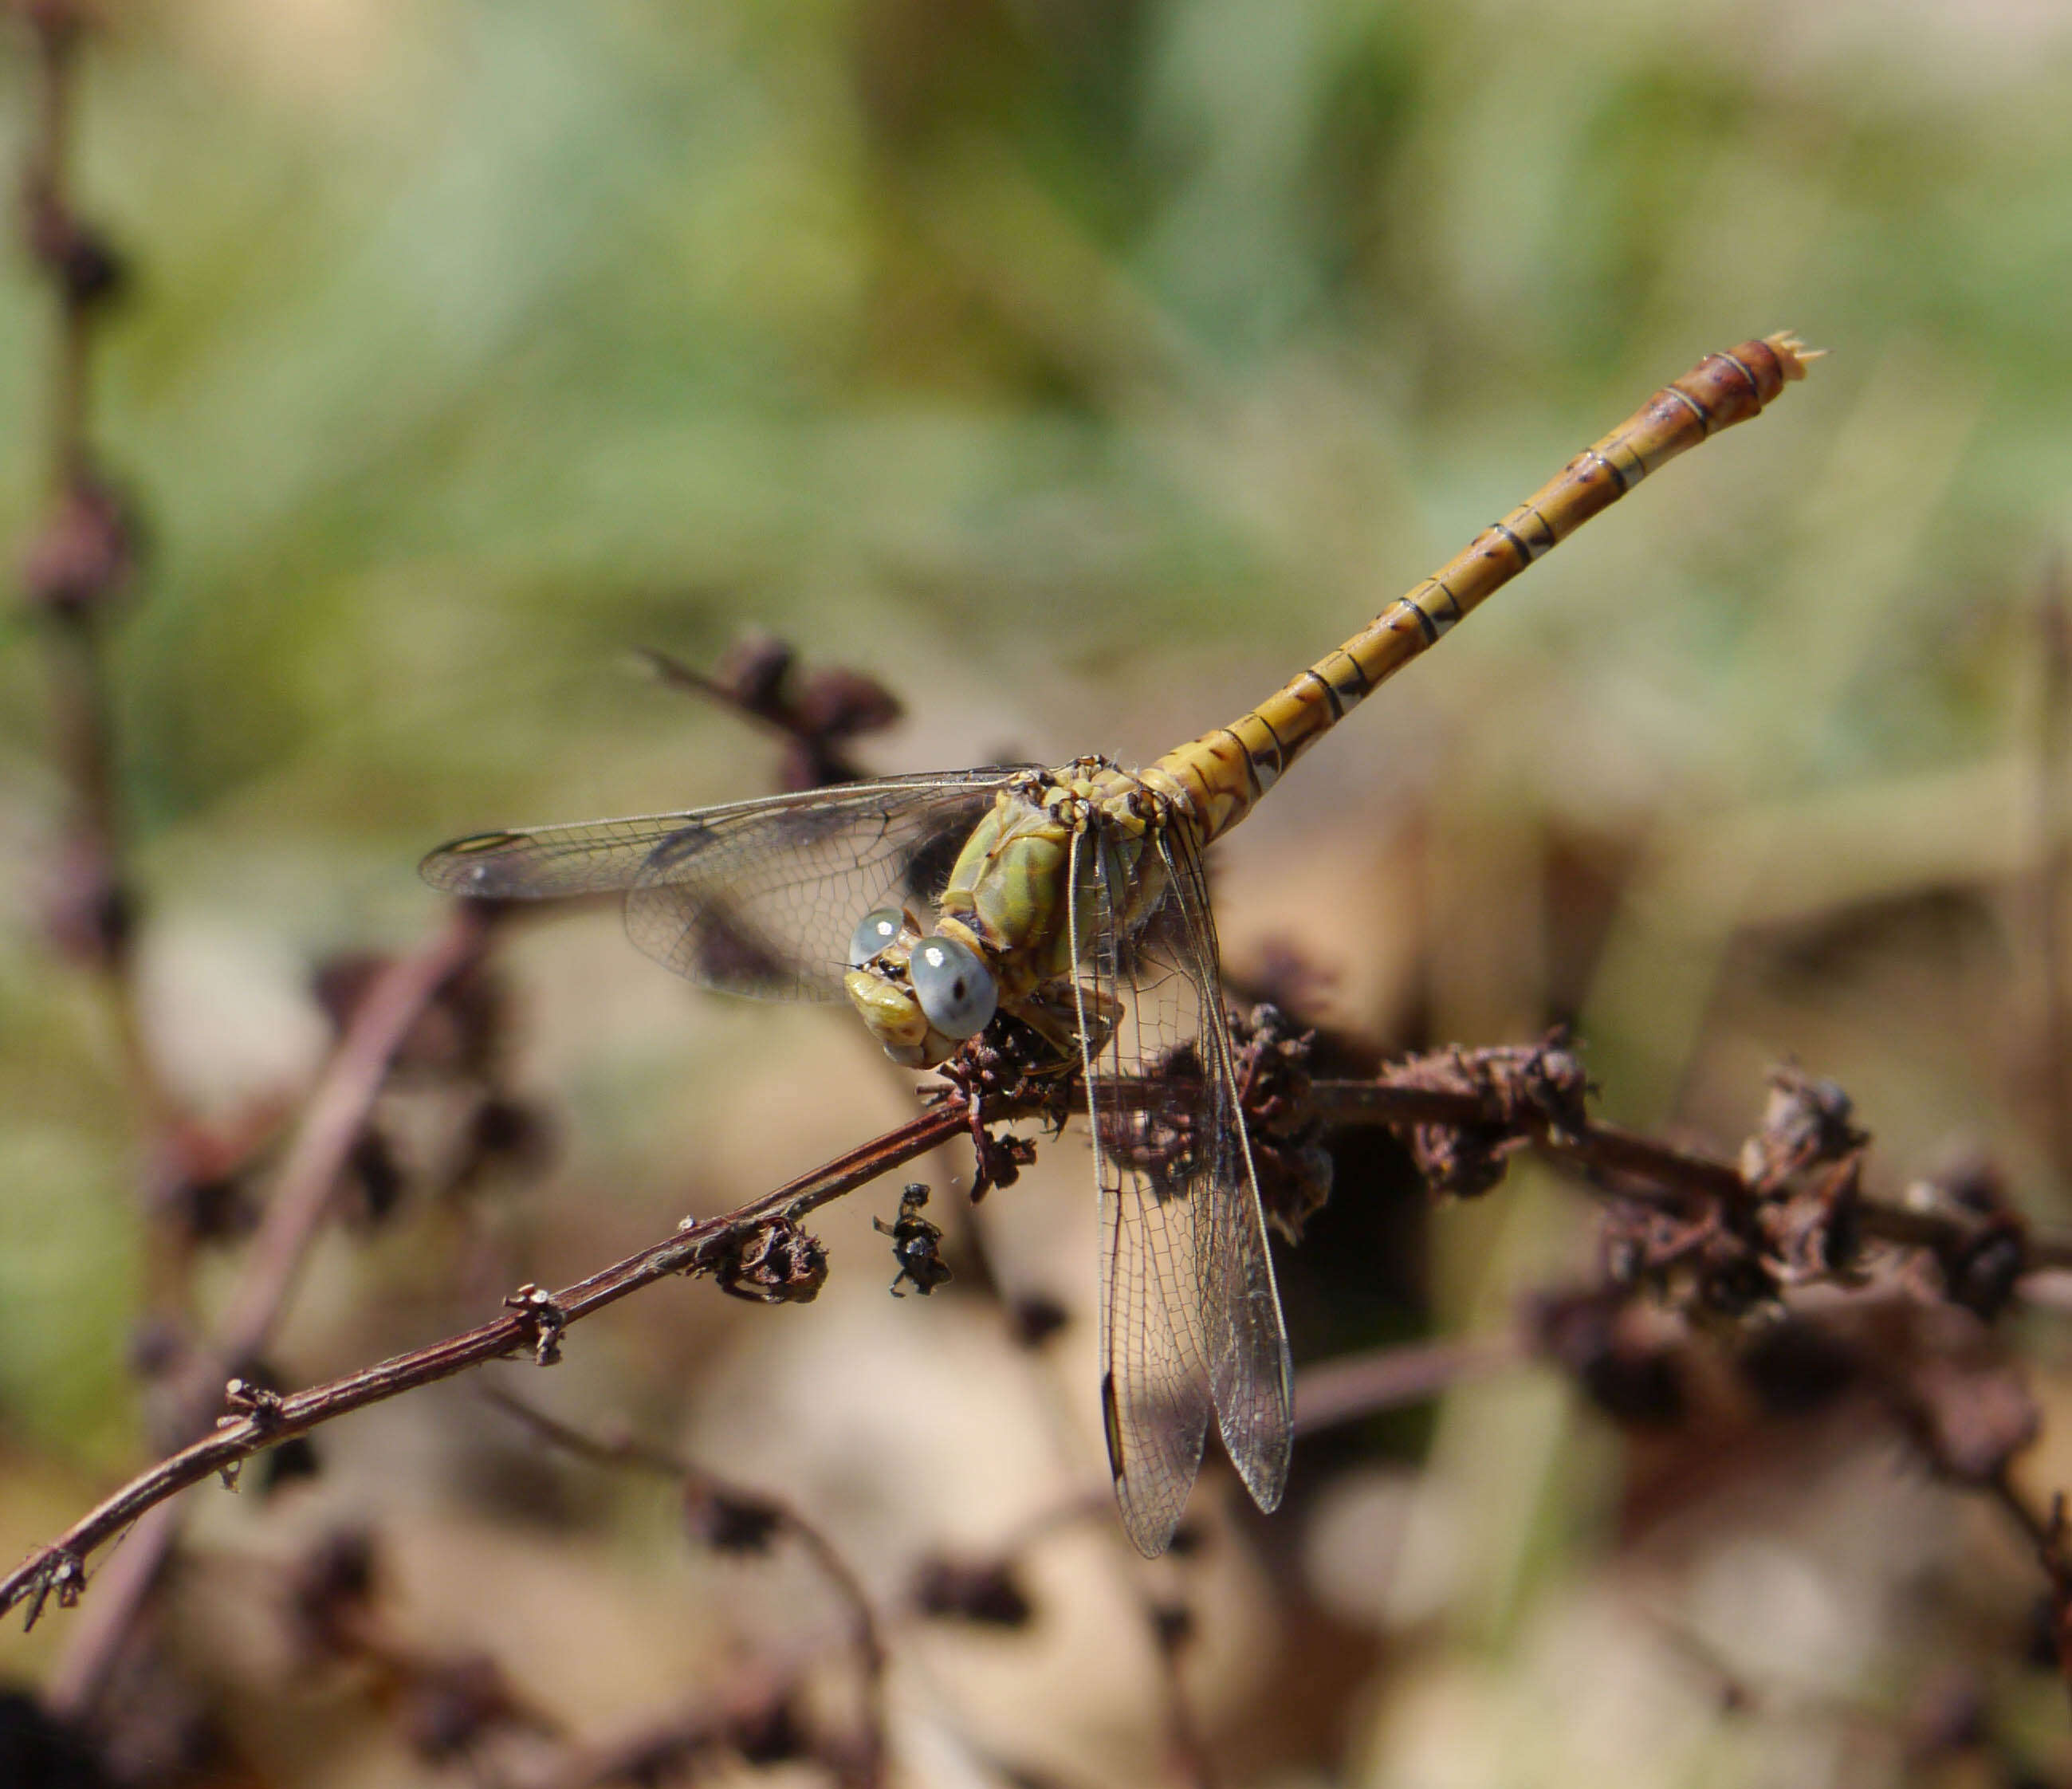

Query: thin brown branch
<box><xmin>4</xmin><ymin>1095</ymin><xmax>979</xmax><ymax>1629</ymax></box>
<box><xmin>1149</xmin><ymin>1598</ymin><xmax>1215</xmax><ymax>1789</ymax></box>
<box><xmin>1986</xmin><ymin>1467</ymin><xmax>2072</xmax><ymax>1723</ymax></box>
<box><xmin>22</xmin><ymin>1032</ymin><xmax>2072</xmax><ymax>1638</ymax></box>
<box><xmin>1307</xmin><ymin>1075</ymin><xmax>2072</xmax><ymax>1277</ymax></box>
<box><xmin>22</xmin><ymin>0</ymin><xmax>92</xmax><ymax>482</ymax></box>
<box><xmin>1292</xmin><ymin>1330</ymin><xmax>1526</xmax><ymax>1437</ymax></box>
<box><xmin>638</xmin><ymin>639</ymin><xmax>902</xmax><ymax>792</ymax></box>
<box><xmin>212</xmin><ymin>904</ymin><xmax>495</xmax><ymax>1370</ymax></box>
<box><xmin>39</xmin><ymin>904</ymin><xmax>497</xmax><ymax>1714</ymax></box>
<box><xmin>11</xmin><ymin>0</ymin><xmax>179</xmax><ymax>1720</ymax></box>
<box><xmin>1313</xmin><ymin>1076</ymin><xmax>1744</xmax><ymax>1203</ymax></box>
<box><xmin>2037</xmin><ymin>556</ymin><xmax>2072</xmax><ymax>1182</ymax></box>
<box><xmin>521</xmin><ymin>1673</ymin><xmax>801</xmax><ymax>1789</ymax></box>
<box><xmin>16</xmin><ymin>0</ymin><xmax>155</xmax><ymax>1115</ymax></box>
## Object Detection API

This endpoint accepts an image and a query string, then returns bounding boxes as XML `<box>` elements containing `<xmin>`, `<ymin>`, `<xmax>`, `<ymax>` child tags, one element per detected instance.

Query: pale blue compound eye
<box><xmin>849</xmin><ymin>907</ymin><xmax>905</xmax><ymax>968</ymax></box>
<box><xmin>909</xmin><ymin>935</ymin><xmax>997</xmax><ymax>1039</ymax></box>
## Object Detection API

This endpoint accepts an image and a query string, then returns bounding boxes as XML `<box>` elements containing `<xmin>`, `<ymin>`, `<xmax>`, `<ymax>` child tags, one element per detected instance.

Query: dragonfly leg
<box><xmin>1013</xmin><ymin>978</ymin><xmax>1122</xmax><ymax>1063</ymax></box>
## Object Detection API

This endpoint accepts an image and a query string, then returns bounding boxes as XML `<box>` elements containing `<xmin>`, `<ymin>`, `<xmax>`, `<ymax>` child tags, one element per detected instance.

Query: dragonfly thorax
<box><xmin>841</xmin><ymin>757</ymin><xmax>1194</xmax><ymax>1068</ymax></box>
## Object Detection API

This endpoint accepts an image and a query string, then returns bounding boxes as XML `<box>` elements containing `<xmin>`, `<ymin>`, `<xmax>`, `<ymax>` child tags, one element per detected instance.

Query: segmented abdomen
<box><xmin>1154</xmin><ymin>333</ymin><xmax>1814</xmax><ymax>840</ymax></box>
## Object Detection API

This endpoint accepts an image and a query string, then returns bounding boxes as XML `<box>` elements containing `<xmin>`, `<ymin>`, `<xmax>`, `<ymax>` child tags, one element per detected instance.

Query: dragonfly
<box><xmin>423</xmin><ymin>334</ymin><xmax>1814</xmax><ymax>1555</ymax></box>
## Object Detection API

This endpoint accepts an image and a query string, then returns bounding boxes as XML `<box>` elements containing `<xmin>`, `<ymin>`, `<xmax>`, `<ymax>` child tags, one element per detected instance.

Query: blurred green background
<box><xmin>6</xmin><ymin>1</ymin><xmax>2072</xmax><ymax>1783</ymax></box>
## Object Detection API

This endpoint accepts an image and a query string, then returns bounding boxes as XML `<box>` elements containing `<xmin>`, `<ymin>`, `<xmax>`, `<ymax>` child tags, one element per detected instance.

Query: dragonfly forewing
<box><xmin>421</xmin><ymin>770</ymin><xmax>1028</xmax><ymax>1001</ymax></box>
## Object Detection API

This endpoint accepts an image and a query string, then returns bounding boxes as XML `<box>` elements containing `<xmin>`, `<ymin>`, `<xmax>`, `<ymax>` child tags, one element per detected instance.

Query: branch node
<box><xmin>930</xmin><ymin>1019</ymin><xmax>1069</xmax><ymax>1197</ymax></box>
<box><xmin>1394</xmin><ymin>1031</ymin><xmax>1591</xmax><ymax>1198</ymax></box>
<box><xmin>686</xmin><ymin>1486</ymin><xmax>785</xmax><ymax>1555</ymax></box>
<box><xmin>222</xmin><ymin>1376</ymin><xmax>285</xmax><ymax>1428</ymax></box>
<box><xmin>502</xmin><ymin>1283</ymin><xmax>568</xmax><ymax>1365</ymax></box>
<box><xmin>1908</xmin><ymin>1161</ymin><xmax>2033</xmax><ymax>1321</ymax></box>
<box><xmin>1229</xmin><ymin>1001</ymin><xmax>1334</xmax><ymax>1241</ymax></box>
<box><xmin>214</xmin><ymin>1378</ymin><xmax>289</xmax><ymax>1487</ymax></box>
<box><xmin>1740</xmin><ymin>1067</ymin><xmax>1866</xmax><ymax>1194</ymax></box>
<box><xmin>24</xmin><ymin>193</ymin><xmax>125</xmax><ymax>310</ymax></box>
<box><xmin>17</xmin><ymin>1547</ymin><xmax>85</xmax><ymax>1631</ymax></box>
<box><xmin>22</xmin><ymin>471</ymin><xmax>138</xmax><ymax>616</ymax></box>
<box><xmin>911</xmin><ymin>1553</ymin><xmax>1035</xmax><ymax>1628</ymax></box>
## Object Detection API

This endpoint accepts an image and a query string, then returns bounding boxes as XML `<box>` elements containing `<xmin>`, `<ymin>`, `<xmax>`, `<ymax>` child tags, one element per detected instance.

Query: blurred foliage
<box><xmin>6</xmin><ymin>0</ymin><xmax>2072</xmax><ymax>1783</ymax></box>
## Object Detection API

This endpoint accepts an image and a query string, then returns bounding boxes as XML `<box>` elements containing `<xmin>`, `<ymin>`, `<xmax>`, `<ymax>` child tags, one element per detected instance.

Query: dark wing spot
<box><xmin>643</xmin><ymin>823</ymin><xmax>717</xmax><ymax>872</ymax></box>
<box><xmin>767</xmin><ymin>800</ymin><xmax>887</xmax><ymax>850</ymax></box>
<box><xmin>899</xmin><ymin>819</ymin><xmax>977</xmax><ymax>906</ymax></box>
<box><xmin>1100</xmin><ymin>1370</ymin><xmax>1126</xmax><ymax>1476</ymax></box>
<box><xmin>697</xmin><ymin>908</ymin><xmax>794</xmax><ymax>989</ymax></box>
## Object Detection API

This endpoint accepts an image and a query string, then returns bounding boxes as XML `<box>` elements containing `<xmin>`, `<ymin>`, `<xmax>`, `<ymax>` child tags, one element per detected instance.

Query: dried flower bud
<box><xmin>912</xmin><ymin>1555</ymin><xmax>1033</xmax><ymax>1628</ymax></box>
<box><xmin>713</xmin><ymin>1218</ymin><xmax>828</xmax><ymax>1304</ymax></box>
<box><xmin>21</xmin><ymin>475</ymin><xmax>136</xmax><ymax>615</ymax></box>
<box><xmin>687</xmin><ymin>1488</ymin><xmax>784</xmax><ymax>1555</ymax></box>
<box><xmin>726</xmin><ymin>1695</ymin><xmax>805</xmax><ymax>1767</ymax></box>
<box><xmin>1008</xmin><ymin>1294</ymin><xmax>1069</xmax><ymax>1348</ymax></box>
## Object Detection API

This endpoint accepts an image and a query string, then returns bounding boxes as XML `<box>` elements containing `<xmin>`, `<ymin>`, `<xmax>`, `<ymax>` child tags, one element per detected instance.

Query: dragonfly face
<box><xmin>840</xmin><ymin>906</ymin><xmax>995</xmax><ymax>1066</ymax></box>
<box><xmin>839</xmin><ymin>758</ymin><xmax>1172</xmax><ymax>1068</ymax></box>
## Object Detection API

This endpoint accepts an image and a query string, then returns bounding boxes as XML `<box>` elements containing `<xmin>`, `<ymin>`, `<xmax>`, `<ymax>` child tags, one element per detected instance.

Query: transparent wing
<box><xmin>1157</xmin><ymin>822</ymin><xmax>1294</xmax><ymax>1513</ymax></box>
<box><xmin>1072</xmin><ymin>816</ymin><xmax>1293</xmax><ymax>1556</ymax></box>
<box><xmin>1073</xmin><ymin>828</ymin><xmax>1210</xmax><ymax>1556</ymax></box>
<box><xmin>421</xmin><ymin>769</ymin><xmax>1028</xmax><ymax>1001</ymax></box>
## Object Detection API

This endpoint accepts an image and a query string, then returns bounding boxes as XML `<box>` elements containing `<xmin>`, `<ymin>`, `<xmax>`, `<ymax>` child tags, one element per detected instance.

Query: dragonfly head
<box><xmin>843</xmin><ymin>906</ymin><xmax>998</xmax><ymax>1067</ymax></box>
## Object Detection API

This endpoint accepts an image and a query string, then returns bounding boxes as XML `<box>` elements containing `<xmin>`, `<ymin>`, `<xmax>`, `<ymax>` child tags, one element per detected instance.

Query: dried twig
<box><xmin>522</xmin><ymin>1676</ymin><xmax>808</xmax><ymax>1789</ymax></box>
<box><xmin>1311</xmin><ymin>1056</ymin><xmax>2072</xmax><ymax>1278</ymax></box>
<box><xmin>211</xmin><ymin>905</ymin><xmax>497</xmax><ymax>1373</ymax></box>
<box><xmin>12</xmin><ymin>0</ymin><xmax>181</xmax><ymax>1724</ymax></box>
<box><xmin>1292</xmin><ymin>1331</ymin><xmax>1527</xmax><ymax>1437</ymax></box>
<box><xmin>39</xmin><ymin>905</ymin><xmax>498</xmax><ymax>1714</ymax></box>
<box><xmin>3</xmin><ymin>1097</ymin><xmax>978</xmax><ymax>1628</ymax></box>
<box><xmin>2035</xmin><ymin>558</ymin><xmax>2072</xmax><ymax>1181</ymax></box>
<box><xmin>15</xmin><ymin>0</ymin><xmax>153</xmax><ymax>1119</ymax></box>
<box><xmin>18</xmin><ymin>1034</ymin><xmax>2072</xmax><ymax>1635</ymax></box>
<box><xmin>1987</xmin><ymin>1469</ymin><xmax>2072</xmax><ymax>1721</ymax></box>
<box><xmin>639</xmin><ymin>638</ymin><xmax>903</xmax><ymax>791</ymax></box>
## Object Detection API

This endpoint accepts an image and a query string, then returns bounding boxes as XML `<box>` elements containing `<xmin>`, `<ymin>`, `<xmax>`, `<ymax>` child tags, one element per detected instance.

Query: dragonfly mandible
<box><xmin>423</xmin><ymin>334</ymin><xmax>1814</xmax><ymax>1555</ymax></box>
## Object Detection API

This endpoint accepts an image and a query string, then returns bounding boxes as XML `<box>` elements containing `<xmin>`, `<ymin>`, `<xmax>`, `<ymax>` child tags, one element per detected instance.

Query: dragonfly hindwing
<box><xmin>1155</xmin><ymin>823</ymin><xmax>1293</xmax><ymax>1514</ymax></box>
